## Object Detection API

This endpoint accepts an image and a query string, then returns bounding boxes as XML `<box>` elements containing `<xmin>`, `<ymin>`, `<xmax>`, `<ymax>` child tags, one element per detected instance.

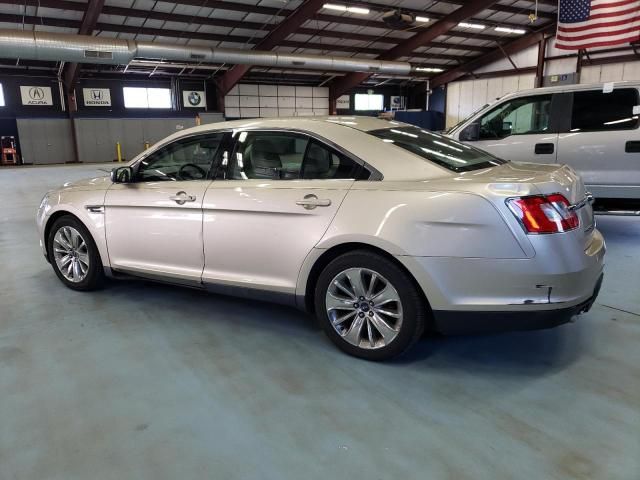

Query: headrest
<box><xmin>303</xmin><ymin>143</ymin><xmax>331</xmax><ymax>178</ymax></box>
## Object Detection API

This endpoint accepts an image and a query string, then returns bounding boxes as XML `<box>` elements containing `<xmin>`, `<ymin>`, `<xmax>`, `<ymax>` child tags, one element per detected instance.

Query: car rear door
<box><xmin>460</xmin><ymin>93</ymin><xmax>559</xmax><ymax>163</ymax></box>
<box><xmin>200</xmin><ymin>129</ymin><xmax>364</xmax><ymax>298</ymax></box>
<box><xmin>556</xmin><ymin>87</ymin><xmax>640</xmax><ymax>199</ymax></box>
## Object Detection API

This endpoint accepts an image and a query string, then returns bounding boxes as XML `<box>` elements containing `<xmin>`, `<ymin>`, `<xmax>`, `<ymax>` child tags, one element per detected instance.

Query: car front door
<box><xmin>104</xmin><ymin>132</ymin><xmax>226</xmax><ymax>283</ymax></box>
<box><xmin>201</xmin><ymin>130</ymin><xmax>366</xmax><ymax>299</ymax></box>
<box><xmin>461</xmin><ymin>94</ymin><xmax>558</xmax><ymax>163</ymax></box>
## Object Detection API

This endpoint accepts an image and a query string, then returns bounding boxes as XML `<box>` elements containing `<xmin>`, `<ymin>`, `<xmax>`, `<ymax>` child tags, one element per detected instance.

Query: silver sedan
<box><xmin>37</xmin><ymin>117</ymin><xmax>605</xmax><ymax>360</ymax></box>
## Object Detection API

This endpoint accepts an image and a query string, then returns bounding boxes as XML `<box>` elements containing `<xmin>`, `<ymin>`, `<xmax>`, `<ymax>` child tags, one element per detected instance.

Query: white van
<box><xmin>446</xmin><ymin>82</ymin><xmax>640</xmax><ymax>207</ymax></box>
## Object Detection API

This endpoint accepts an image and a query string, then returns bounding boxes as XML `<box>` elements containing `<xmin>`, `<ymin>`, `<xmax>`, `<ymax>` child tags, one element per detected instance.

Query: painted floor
<box><xmin>0</xmin><ymin>164</ymin><xmax>638</xmax><ymax>480</ymax></box>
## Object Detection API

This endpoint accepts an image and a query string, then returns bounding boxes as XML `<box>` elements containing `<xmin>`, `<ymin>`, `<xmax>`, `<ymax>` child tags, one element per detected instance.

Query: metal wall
<box><xmin>17</xmin><ymin>119</ymin><xmax>74</xmax><ymax>165</ymax></box>
<box><xmin>74</xmin><ymin>117</ymin><xmax>197</xmax><ymax>163</ymax></box>
<box><xmin>16</xmin><ymin>117</ymin><xmax>196</xmax><ymax>164</ymax></box>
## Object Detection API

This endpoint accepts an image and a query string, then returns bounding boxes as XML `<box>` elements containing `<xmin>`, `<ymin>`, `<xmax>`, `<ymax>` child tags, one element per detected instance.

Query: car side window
<box><xmin>571</xmin><ymin>89</ymin><xmax>639</xmax><ymax>132</ymax></box>
<box><xmin>302</xmin><ymin>141</ymin><xmax>364</xmax><ymax>179</ymax></box>
<box><xmin>478</xmin><ymin>95</ymin><xmax>552</xmax><ymax>140</ymax></box>
<box><xmin>231</xmin><ymin>131</ymin><xmax>308</xmax><ymax>180</ymax></box>
<box><xmin>136</xmin><ymin>133</ymin><xmax>224</xmax><ymax>182</ymax></box>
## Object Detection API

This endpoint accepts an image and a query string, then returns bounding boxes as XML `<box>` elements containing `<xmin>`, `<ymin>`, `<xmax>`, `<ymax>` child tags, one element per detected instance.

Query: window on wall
<box><xmin>0</xmin><ymin>83</ymin><xmax>5</xmax><ymax>107</ymax></box>
<box><xmin>354</xmin><ymin>93</ymin><xmax>384</xmax><ymax>111</ymax></box>
<box><xmin>123</xmin><ymin>87</ymin><xmax>172</xmax><ymax>109</ymax></box>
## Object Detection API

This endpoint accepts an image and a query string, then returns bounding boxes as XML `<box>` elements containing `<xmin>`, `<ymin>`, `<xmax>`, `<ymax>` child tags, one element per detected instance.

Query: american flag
<box><xmin>556</xmin><ymin>0</ymin><xmax>640</xmax><ymax>50</ymax></box>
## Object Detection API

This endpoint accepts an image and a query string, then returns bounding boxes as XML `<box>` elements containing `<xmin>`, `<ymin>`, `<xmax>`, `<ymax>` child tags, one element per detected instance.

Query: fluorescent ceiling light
<box><xmin>415</xmin><ymin>67</ymin><xmax>444</xmax><ymax>73</ymax></box>
<box><xmin>458</xmin><ymin>22</ymin><xmax>485</xmax><ymax>29</ymax></box>
<box><xmin>415</xmin><ymin>16</ymin><xmax>430</xmax><ymax>23</ymax></box>
<box><xmin>323</xmin><ymin>3</ymin><xmax>370</xmax><ymax>14</ymax></box>
<box><xmin>495</xmin><ymin>26</ymin><xmax>526</xmax><ymax>34</ymax></box>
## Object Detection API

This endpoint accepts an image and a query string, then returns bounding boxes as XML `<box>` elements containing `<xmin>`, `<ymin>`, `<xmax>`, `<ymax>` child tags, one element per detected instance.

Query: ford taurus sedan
<box><xmin>37</xmin><ymin>116</ymin><xmax>605</xmax><ymax>360</ymax></box>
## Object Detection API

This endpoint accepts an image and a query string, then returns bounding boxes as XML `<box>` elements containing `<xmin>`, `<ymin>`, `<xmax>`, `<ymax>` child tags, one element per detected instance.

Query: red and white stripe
<box><xmin>556</xmin><ymin>0</ymin><xmax>640</xmax><ymax>50</ymax></box>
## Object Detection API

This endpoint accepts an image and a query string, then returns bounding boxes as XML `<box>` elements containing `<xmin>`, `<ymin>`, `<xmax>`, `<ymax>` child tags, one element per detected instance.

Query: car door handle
<box><xmin>625</xmin><ymin>141</ymin><xmax>640</xmax><ymax>153</ymax></box>
<box><xmin>534</xmin><ymin>143</ymin><xmax>554</xmax><ymax>154</ymax></box>
<box><xmin>169</xmin><ymin>191</ymin><xmax>196</xmax><ymax>205</ymax></box>
<box><xmin>296</xmin><ymin>194</ymin><xmax>332</xmax><ymax>210</ymax></box>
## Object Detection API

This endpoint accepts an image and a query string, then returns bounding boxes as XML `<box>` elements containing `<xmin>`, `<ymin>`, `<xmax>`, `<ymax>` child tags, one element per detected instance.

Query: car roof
<box><xmin>497</xmin><ymin>80</ymin><xmax>640</xmax><ymax>100</ymax></box>
<box><xmin>171</xmin><ymin>115</ymin><xmax>402</xmax><ymax>140</ymax></box>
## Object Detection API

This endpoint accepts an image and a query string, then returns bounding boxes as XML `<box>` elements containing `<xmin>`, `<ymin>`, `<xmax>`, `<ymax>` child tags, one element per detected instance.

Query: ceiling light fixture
<box><xmin>415</xmin><ymin>16</ymin><xmax>430</xmax><ymax>23</ymax></box>
<box><xmin>495</xmin><ymin>26</ymin><xmax>526</xmax><ymax>34</ymax></box>
<box><xmin>415</xmin><ymin>67</ymin><xmax>444</xmax><ymax>72</ymax></box>
<box><xmin>323</xmin><ymin>3</ymin><xmax>370</xmax><ymax>14</ymax></box>
<box><xmin>458</xmin><ymin>22</ymin><xmax>485</xmax><ymax>29</ymax></box>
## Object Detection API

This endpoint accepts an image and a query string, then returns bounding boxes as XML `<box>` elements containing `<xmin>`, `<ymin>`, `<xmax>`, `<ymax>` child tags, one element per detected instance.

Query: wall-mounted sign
<box><xmin>336</xmin><ymin>95</ymin><xmax>350</xmax><ymax>109</ymax></box>
<box><xmin>183</xmin><ymin>90</ymin><xmax>206</xmax><ymax>108</ymax></box>
<box><xmin>83</xmin><ymin>88</ymin><xmax>111</xmax><ymax>106</ymax></box>
<box><xmin>20</xmin><ymin>86</ymin><xmax>53</xmax><ymax>106</ymax></box>
<box><xmin>390</xmin><ymin>96</ymin><xmax>405</xmax><ymax>109</ymax></box>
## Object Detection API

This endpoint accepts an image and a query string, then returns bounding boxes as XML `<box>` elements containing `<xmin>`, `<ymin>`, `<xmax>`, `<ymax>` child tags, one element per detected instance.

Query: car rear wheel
<box><xmin>47</xmin><ymin>215</ymin><xmax>104</xmax><ymax>291</ymax></box>
<box><xmin>315</xmin><ymin>250</ymin><xmax>426</xmax><ymax>361</ymax></box>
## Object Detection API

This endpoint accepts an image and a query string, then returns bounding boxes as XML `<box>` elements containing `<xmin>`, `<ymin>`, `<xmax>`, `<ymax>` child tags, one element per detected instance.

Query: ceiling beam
<box><xmin>0</xmin><ymin>14</ymin><xmax>479</xmax><ymax>65</ymax></box>
<box><xmin>330</xmin><ymin>0</ymin><xmax>501</xmax><ymax>98</ymax></box>
<box><xmin>0</xmin><ymin>0</ymin><xmax>550</xmax><ymax>41</ymax></box>
<box><xmin>429</xmin><ymin>23</ymin><xmax>557</xmax><ymax>87</ymax></box>
<box><xmin>148</xmin><ymin>0</ymin><xmax>556</xmax><ymax>21</ymax></box>
<box><xmin>217</xmin><ymin>0</ymin><xmax>327</xmax><ymax>95</ymax></box>
<box><xmin>62</xmin><ymin>0</ymin><xmax>105</xmax><ymax>92</ymax></box>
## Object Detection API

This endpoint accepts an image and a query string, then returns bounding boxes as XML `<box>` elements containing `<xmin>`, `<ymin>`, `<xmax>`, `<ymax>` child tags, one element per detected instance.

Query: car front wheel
<box><xmin>315</xmin><ymin>250</ymin><xmax>426</xmax><ymax>361</ymax></box>
<box><xmin>47</xmin><ymin>215</ymin><xmax>104</xmax><ymax>291</ymax></box>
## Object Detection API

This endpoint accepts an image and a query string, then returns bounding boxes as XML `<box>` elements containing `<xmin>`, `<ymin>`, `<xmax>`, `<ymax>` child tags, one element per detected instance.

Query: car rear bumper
<box><xmin>431</xmin><ymin>273</ymin><xmax>603</xmax><ymax>334</ymax></box>
<box><xmin>396</xmin><ymin>228</ymin><xmax>605</xmax><ymax>333</ymax></box>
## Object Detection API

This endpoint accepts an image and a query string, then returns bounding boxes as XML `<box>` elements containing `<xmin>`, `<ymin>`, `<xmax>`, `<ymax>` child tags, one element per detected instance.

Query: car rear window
<box><xmin>369</xmin><ymin>127</ymin><xmax>506</xmax><ymax>172</ymax></box>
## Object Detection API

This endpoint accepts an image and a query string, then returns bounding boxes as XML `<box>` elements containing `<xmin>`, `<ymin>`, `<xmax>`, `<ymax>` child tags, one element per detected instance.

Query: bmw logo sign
<box><xmin>188</xmin><ymin>91</ymin><xmax>201</xmax><ymax>106</ymax></box>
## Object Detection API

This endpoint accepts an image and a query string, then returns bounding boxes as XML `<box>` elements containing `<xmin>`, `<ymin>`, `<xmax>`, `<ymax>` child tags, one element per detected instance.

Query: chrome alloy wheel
<box><xmin>52</xmin><ymin>226</ymin><xmax>90</xmax><ymax>283</ymax></box>
<box><xmin>325</xmin><ymin>268</ymin><xmax>403</xmax><ymax>349</ymax></box>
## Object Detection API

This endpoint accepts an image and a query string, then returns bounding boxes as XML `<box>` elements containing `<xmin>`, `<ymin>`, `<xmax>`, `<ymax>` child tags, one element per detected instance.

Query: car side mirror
<box><xmin>111</xmin><ymin>166</ymin><xmax>134</xmax><ymax>183</ymax></box>
<box><xmin>459</xmin><ymin>123</ymin><xmax>480</xmax><ymax>141</ymax></box>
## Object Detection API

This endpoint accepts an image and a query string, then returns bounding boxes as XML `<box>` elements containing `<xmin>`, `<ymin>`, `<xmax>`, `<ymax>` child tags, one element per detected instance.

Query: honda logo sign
<box><xmin>82</xmin><ymin>88</ymin><xmax>112</xmax><ymax>106</ymax></box>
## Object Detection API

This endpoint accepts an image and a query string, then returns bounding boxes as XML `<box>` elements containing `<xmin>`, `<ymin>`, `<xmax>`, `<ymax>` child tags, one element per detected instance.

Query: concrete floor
<box><xmin>1</xmin><ymin>164</ymin><xmax>638</xmax><ymax>480</ymax></box>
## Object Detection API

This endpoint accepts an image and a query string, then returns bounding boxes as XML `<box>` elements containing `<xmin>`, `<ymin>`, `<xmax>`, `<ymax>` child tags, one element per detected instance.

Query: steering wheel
<box><xmin>178</xmin><ymin>163</ymin><xmax>207</xmax><ymax>180</ymax></box>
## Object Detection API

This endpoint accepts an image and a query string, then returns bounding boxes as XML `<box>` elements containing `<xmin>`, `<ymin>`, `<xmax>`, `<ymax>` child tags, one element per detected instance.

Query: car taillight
<box><xmin>506</xmin><ymin>193</ymin><xmax>579</xmax><ymax>234</ymax></box>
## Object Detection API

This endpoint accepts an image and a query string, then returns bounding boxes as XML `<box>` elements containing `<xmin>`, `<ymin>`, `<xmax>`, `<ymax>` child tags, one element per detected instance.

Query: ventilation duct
<box><xmin>0</xmin><ymin>29</ymin><xmax>411</xmax><ymax>76</ymax></box>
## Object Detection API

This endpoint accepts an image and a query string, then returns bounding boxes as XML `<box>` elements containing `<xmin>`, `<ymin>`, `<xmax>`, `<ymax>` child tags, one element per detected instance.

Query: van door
<box><xmin>459</xmin><ymin>94</ymin><xmax>558</xmax><ymax>163</ymax></box>
<box><xmin>556</xmin><ymin>87</ymin><xmax>640</xmax><ymax>199</ymax></box>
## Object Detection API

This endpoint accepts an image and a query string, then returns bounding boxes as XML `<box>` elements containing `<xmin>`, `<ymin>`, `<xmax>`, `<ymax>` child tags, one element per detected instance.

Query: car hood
<box><xmin>60</xmin><ymin>175</ymin><xmax>112</xmax><ymax>191</ymax></box>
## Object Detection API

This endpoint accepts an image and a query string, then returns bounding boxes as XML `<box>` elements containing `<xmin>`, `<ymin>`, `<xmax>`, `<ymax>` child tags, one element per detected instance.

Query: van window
<box><xmin>571</xmin><ymin>89</ymin><xmax>639</xmax><ymax>132</ymax></box>
<box><xmin>478</xmin><ymin>95</ymin><xmax>552</xmax><ymax>140</ymax></box>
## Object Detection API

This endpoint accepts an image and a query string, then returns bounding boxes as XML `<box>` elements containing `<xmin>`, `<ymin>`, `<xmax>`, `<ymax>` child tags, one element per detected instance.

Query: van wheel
<box><xmin>47</xmin><ymin>215</ymin><xmax>104</xmax><ymax>291</ymax></box>
<box><xmin>314</xmin><ymin>250</ymin><xmax>425</xmax><ymax>361</ymax></box>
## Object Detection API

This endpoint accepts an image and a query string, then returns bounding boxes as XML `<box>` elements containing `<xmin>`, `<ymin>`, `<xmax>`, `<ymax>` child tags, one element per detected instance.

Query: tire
<box><xmin>47</xmin><ymin>215</ymin><xmax>104</xmax><ymax>291</ymax></box>
<box><xmin>314</xmin><ymin>250</ymin><xmax>426</xmax><ymax>361</ymax></box>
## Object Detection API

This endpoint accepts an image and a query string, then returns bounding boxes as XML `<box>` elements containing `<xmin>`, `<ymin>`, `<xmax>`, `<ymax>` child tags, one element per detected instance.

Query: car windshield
<box><xmin>368</xmin><ymin>126</ymin><xmax>506</xmax><ymax>173</ymax></box>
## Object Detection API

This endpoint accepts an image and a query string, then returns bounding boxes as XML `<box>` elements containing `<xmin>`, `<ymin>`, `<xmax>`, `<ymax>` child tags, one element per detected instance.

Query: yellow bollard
<box><xmin>144</xmin><ymin>142</ymin><xmax>150</xmax><ymax>150</ymax></box>
<box><xmin>116</xmin><ymin>142</ymin><xmax>122</xmax><ymax>162</ymax></box>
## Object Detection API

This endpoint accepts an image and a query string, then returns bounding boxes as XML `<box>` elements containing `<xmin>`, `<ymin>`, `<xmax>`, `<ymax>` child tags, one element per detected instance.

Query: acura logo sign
<box><xmin>21</xmin><ymin>85</ymin><xmax>53</xmax><ymax>105</ymax></box>
<box><xmin>29</xmin><ymin>87</ymin><xmax>45</xmax><ymax>101</ymax></box>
